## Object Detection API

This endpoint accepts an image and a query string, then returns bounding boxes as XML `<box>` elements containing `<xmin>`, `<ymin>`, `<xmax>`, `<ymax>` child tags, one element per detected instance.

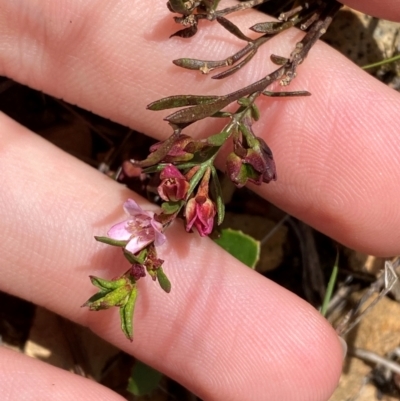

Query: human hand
<box><xmin>0</xmin><ymin>1</ymin><xmax>399</xmax><ymax>400</ymax></box>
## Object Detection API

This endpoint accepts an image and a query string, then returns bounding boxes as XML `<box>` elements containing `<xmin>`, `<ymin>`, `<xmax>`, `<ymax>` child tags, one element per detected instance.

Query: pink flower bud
<box><xmin>149</xmin><ymin>135</ymin><xmax>195</xmax><ymax>163</ymax></box>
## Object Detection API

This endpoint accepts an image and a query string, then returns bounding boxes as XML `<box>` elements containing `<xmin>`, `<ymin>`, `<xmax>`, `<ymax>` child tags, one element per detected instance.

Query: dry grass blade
<box><xmin>335</xmin><ymin>259</ymin><xmax>399</xmax><ymax>337</ymax></box>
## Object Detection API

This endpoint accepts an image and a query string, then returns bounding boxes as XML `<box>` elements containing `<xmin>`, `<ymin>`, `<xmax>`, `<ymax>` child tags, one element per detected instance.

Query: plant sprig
<box><xmin>84</xmin><ymin>0</ymin><xmax>342</xmax><ymax>341</ymax></box>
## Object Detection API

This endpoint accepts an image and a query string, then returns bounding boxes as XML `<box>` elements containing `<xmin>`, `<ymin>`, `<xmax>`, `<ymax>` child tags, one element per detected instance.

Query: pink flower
<box><xmin>185</xmin><ymin>167</ymin><xmax>216</xmax><ymax>236</ymax></box>
<box><xmin>158</xmin><ymin>165</ymin><xmax>189</xmax><ymax>202</ymax></box>
<box><xmin>185</xmin><ymin>196</ymin><xmax>216</xmax><ymax>236</ymax></box>
<box><xmin>108</xmin><ymin>199</ymin><xmax>166</xmax><ymax>254</ymax></box>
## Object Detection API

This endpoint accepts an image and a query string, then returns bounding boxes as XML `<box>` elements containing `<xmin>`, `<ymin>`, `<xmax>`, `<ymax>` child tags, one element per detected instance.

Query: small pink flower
<box><xmin>158</xmin><ymin>165</ymin><xmax>189</xmax><ymax>202</ymax></box>
<box><xmin>185</xmin><ymin>167</ymin><xmax>216</xmax><ymax>236</ymax></box>
<box><xmin>185</xmin><ymin>196</ymin><xmax>216</xmax><ymax>236</ymax></box>
<box><xmin>108</xmin><ymin>199</ymin><xmax>166</xmax><ymax>254</ymax></box>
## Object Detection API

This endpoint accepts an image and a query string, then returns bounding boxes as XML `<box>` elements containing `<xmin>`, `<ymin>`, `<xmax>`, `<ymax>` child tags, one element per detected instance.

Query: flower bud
<box><xmin>130</xmin><ymin>264</ymin><xmax>146</xmax><ymax>281</ymax></box>
<box><xmin>149</xmin><ymin>135</ymin><xmax>195</xmax><ymax>163</ymax></box>
<box><xmin>226</xmin><ymin>136</ymin><xmax>277</xmax><ymax>188</ymax></box>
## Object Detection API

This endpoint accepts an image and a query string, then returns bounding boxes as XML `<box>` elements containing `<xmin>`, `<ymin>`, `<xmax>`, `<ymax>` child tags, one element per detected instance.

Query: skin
<box><xmin>0</xmin><ymin>0</ymin><xmax>399</xmax><ymax>400</ymax></box>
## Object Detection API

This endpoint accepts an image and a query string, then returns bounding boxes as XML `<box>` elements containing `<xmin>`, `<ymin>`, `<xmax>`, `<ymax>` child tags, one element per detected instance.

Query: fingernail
<box><xmin>338</xmin><ymin>336</ymin><xmax>347</xmax><ymax>360</ymax></box>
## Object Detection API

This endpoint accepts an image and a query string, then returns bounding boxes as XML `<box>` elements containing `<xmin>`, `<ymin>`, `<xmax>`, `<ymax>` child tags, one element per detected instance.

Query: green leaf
<box><xmin>83</xmin><ymin>284</ymin><xmax>132</xmax><ymax>311</ymax></box>
<box><xmin>123</xmin><ymin>248</ymin><xmax>147</xmax><ymax>265</ymax></box>
<box><xmin>187</xmin><ymin>164</ymin><xmax>207</xmax><ymax>198</ymax></box>
<box><xmin>206</xmin><ymin>129</ymin><xmax>232</xmax><ymax>147</ymax></box>
<box><xmin>209</xmin><ymin>111</ymin><xmax>232</xmax><ymax>118</ymax></box>
<box><xmin>214</xmin><ymin>229</ymin><xmax>259</xmax><ymax>268</ymax></box>
<box><xmin>239</xmin><ymin>122</ymin><xmax>257</xmax><ymax>147</ymax></box>
<box><xmin>320</xmin><ymin>252</ymin><xmax>339</xmax><ymax>317</ymax></box>
<box><xmin>157</xmin><ymin>268</ymin><xmax>172</xmax><ymax>293</ymax></box>
<box><xmin>94</xmin><ymin>236</ymin><xmax>128</xmax><ymax>247</ymax></box>
<box><xmin>89</xmin><ymin>276</ymin><xmax>129</xmax><ymax>291</ymax></box>
<box><xmin>161</xmin><ymin>201</ymin><xmax>183</xmax><ymax>215</ymax></box>
<box><xmin>120</xmin><ymin>287</ymin><xmax>138</xmax><ymax>341</ymax></box>
<box><xmin>251</xmin><ymin>103</ymin><xmax>260</xmax><ymax>121</ymax></box>
<box><xmin>210</xmin><ymin>167</ymin><xmax>225</xmax><ymax>225</ymax></box>
<box><xmin>127</xmin><ymin>360</ymin><xmax>163</xmax><ymax>396</ymax></box>
<box><xmin>237</xmin><ymin>97</ymin><xmax>251</xmax><ymax>107</ymax></box>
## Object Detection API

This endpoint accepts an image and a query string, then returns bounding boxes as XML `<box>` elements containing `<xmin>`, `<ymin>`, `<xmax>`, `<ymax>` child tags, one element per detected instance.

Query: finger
<box><xmin>340</xmin><ymin>0</ymin><xmax>400</xmax><ymax>21</ymax></box>
<box><xmin>0</xmin><ymin>1</ymin><xmax>398</xmax><ymax>255</ymax></box>
<box><xmin>0</xmin><ymin>113</ymin><xmax>343</xmax><ymax>401</ymax></box>
<box><xmin>0</xmin><ymin>347</ymin><xmax>125</xmax><ymax>401</ymax></box>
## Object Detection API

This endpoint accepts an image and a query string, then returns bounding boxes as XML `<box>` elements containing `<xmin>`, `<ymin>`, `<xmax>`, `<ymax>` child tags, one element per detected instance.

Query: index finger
<box><xmin>0</xmin><ymin>1</ymin><xmax>399</xmax><ymax>256</ymax></box>
<box><xmin>0</xmin><ymin>113</ymin><xmax>344</xmax><ymax>401</ymax></box>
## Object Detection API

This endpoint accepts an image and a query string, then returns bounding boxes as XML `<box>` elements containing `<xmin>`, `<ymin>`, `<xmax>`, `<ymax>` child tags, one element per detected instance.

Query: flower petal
<box><xmin>123</xmin><ymin>198</ymin><xmax>150</xmax><ymax>217</ymax></box>
<box><xmin>125</xmin><ymin>236</ymin><xmax>152</xmax><ymax>254</ymax></box>
<box><xmin>153</xmin><ymin>230</ymin><xmax>167</xmax><ymax>247</ymax></box>
<box><xmin>160</xmin><ymin>165</ymin><xmax>186</xmax><ymax>180</ymax></box>
<box><xmin>107</xmin><ymin>221</ymin><xmax>132</xmax><ymax>240</ymax></box>
<box><xmin>151</xmin><ymin>220</ymin><xmax>167</xmax><ymax>247</ymax></box>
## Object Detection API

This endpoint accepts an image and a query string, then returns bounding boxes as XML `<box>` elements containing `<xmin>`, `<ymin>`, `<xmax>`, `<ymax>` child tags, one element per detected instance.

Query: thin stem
<box><xmin>350</xmin><ymin>347</ymin><xmax>400</xmax><ymax>375</ymax></box>
<box><xmin>362</xmin><ymin>54</ymin><xmax>400</xmax><ymax>70</ymax></box>
<box><xmin>320</xmin><ymin>252</ymin><xmax>339</xmax><ymax>317</ymax></box>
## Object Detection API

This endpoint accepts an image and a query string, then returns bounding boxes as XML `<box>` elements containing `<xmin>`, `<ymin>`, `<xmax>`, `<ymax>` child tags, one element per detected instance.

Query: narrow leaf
<box><xmin>137</xmin><ymin>131</ymin><xmax>180</xmax><ymax>167</ymax></box>
<box><xmin>170</xmin><ymin>25</ymin><xmax>198</xmax><ymax>38</ymax></box>
<box><xmin>320</xmin><ymin>253</ymin><xmax>339</xmax><ymax>317</ymax></box>
<box><xmin>173</xmin><ymin>58</ymin><xmax>226</xmax><ymax>73</ymax></box>
<box><xmin>270</xmin><ymin>54</ymin><xmax>289</xmax><ymax>65</ymax></box>
<box><xmin>216</xmin><ymin>16</ymin><xmax>252</xmax><ymax>41</ymax></box>
<box><xmin>157</xmin><ymin>268</ymin><xmax>172</xmax><ymax>293</ymax></box>
<box><xmin>251</xmin><ymin>103</ymin><xmax>260</xmax><ymax>121</ymax></box>
<box><xmin>250</xmin><ymin>20</ymin><xmax>294</xmax><ymax>34</ymax></box>
<box><xmin>210</xmin><ymin>167</ymin><xmax>225</xmax><ymax>225</ymax></box>
<box><xmin>94</xmin><ymin>236</ymin><xmax>128</xmax><ymax>247</ymax></box>
<box><xmin>123</xmin><ymin>248</ymin><xmax>148</xmax><ymax>265</ymax></box>
<box><xmin>83</xmin><ymin>285</ymin><xmax>131</xmax><ymax>310</ymax></box>
<box><xmin>212</xmin><ymin>49</ymin><xmax>256</xmax><ymax>79</ymax></box>
<box><xmin>147</xmin><ymin>95</ymin><xmax>220</xmax><ymax>111</ymax></box>
<box><xmin>210</xmin><ymin>111</ymin><xmax>232</xmax><ymax>118</ymax></box>
<box><xmin>187</xmin><ymin>164</ymin><xmax>207</xmax><ymax>198</ymax></box>
<box><xmin>262</xmin><ymin>90</ymin><xmax>311</xmax><ymax>97</ymax></box>
<box><xmin>120</xmin><ymin>287</ymin><xmax>138</xmax><ymax>341</ymax></box>
<box><xmin>89</xmin><ymin>276</ymin><xmax>128</xmax><ymax>291</ymax></box>
<box><xmin>165</xmin><ymin>97</ymin><xmax>230</xmax><ymax>126</ymax></box>
<box><xmin>206</xmin><ymin>130</ymin><xmax>232</xmax><ymax>147</ymax></box>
